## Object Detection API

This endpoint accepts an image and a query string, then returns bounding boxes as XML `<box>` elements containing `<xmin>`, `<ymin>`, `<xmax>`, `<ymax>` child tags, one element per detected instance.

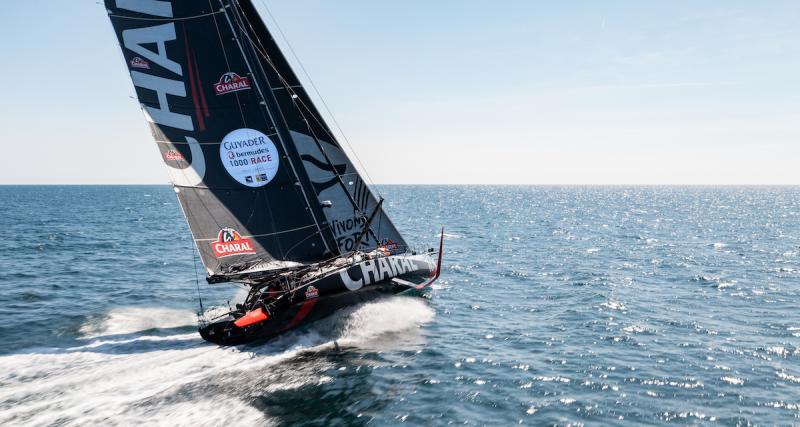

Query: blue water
<box><xmin>1</xmin><ymin>186</ymin><xmax>800</xmax><ymax>425</ymax></box>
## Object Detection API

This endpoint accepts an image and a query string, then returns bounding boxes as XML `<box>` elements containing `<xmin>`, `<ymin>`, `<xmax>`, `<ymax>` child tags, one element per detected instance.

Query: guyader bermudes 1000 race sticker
<box><xmin>220</xmin><ymin>128</ymin><xmax>280</xmax><ymax>188</ymax></box>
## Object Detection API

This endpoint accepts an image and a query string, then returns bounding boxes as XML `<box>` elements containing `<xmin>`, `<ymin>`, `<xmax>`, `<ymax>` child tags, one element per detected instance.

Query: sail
<box><xmin>105</xmin><ymin>0</ymin><xmax>342</xmax><ymax>281</ymax></box>
<box><xmin>231</xmin><ymin>0</ymin><xmax>408</xmax><ymax>253</ymax></box>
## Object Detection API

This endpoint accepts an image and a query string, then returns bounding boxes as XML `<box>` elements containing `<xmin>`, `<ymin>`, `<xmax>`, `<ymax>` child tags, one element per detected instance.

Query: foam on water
<box><xmin>337</xmin><ymin>298</ymin><xmax>435</xmax><ymax>344</ymax></box>
<box><xmin>4</xmin><ymin>186</ymin><xmax>800</xmax><ymax>425</ymax></box>
<box><xmin>79</xmin><ymin>307</ymin><xmax>197</xmax><ymax>338</ymax></box>
<box><xmin>0</xmin><ymin>297</ymin><xmax>434</xmax><ymax>426</ymax></box>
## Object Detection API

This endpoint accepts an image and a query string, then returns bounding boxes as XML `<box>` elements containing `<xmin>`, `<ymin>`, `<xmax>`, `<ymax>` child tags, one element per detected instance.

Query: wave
<box><xmin>0</xmin><ymin>297</ymin><xmax>434</xmax><ymax>426</ymax></box>
<box><xmin>79</xmin><ymin>307</ymin><xmax>198</xmax><ymax>338</ymax></box>
<box><xmin>329</xmin><ymin>297</ymin><xmax>435</xmax><ymax>346</ymax></box>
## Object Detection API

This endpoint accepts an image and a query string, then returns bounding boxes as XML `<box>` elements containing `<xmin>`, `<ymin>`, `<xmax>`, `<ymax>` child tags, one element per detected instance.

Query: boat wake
<box><xmin>79</xmin><ymin>307</ymin><xmax>198</xmax><ymax>338</ymax></box>
<box><xmin>0</xmin><ymin>298</ymin><xmax>434</xmax><ymax>426</ymax></box>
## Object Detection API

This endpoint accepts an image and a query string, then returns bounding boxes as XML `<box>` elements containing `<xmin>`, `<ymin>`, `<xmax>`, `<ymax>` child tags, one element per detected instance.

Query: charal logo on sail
<box><xmin>213</xmin><ymin>72</ymin><xmax>252</xmax><ymax>95</ymax></box>
<box><xmin>305</xmin><ymin>286</ymin><xmax>319</xmax><ymax>300</ymax></box>
<box><xmin>381</xmin><ymin>238</ymin><xmax>400</xmax><ymax>251</ymax></box>
<box><xmin>129</xmin><ymin>56</ymin><xmax>150</xmax><ymax>70</ymax></box>
<box><xmin>164</xmin><ymin>149</ymin><xmax>184</xmax><ymax>162</ymax></box>
<box><xmin>212</xmin><ymin>228</ymin><xmax>257</xmax><ymax>258</ymax></box>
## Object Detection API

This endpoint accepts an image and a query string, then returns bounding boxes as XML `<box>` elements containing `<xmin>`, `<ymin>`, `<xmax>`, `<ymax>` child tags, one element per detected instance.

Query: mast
<box><xmin>104</xmin><ymin>0</ymin><xmax>342</xmax><ymax>283</ymax></box>
<box><xmin>221</xmin><ymin>0</ymin><xmax>340</xmax><ymax>257</ymax></box>
<box><xmin>230</xmin><ymin>0</ymin><xmax>409</xmax><ymax>253</ymax></box>
<box><xmin>229</xmin><ymin>0</ymin><xmax>379</xmax><ymax>249</ymax></box>
<box><xmin>104</xmin><ymin>0</ymin><xmax>409</xmax><ymax>283</ymax></box>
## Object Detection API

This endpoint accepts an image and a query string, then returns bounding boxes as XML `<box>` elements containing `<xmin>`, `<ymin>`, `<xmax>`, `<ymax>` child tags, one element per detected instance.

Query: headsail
<box><xmin>105</xmin><ymin>0</ymin><xmax>341</xmax><ymax>281</ymax></box>
<box><xmin>230</xmin><ymin>0</ymin><xmax>408</xmax><ymax>253</ymax></box>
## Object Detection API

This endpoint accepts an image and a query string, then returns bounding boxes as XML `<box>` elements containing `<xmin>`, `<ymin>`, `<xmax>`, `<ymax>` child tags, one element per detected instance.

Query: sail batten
<box><xmin>222</xmin><ymin>0</ymin><xmax>341</xmax><ymax>257</ymax></box>
<box><xmin>193</xmin><ymin>224</ymin><xmax>317</xmax><ymax>242</ymax></box>
<box><xmin>234</xmin><ymin>0</ymin><xmax>408</xmax><ymax>253</ymax></box>
<box><xmin>105</xmin><ymin>0</ymin><xmax>336</xmax><ymax>281</ymax></box>
<box><xmin>105</xmin><ymin>0</ymin><xmax>408</xmax><ymax>283</ymax></box>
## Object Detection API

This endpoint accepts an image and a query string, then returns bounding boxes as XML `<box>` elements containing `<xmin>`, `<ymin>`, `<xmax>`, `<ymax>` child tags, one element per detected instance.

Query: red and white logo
<box><xmin>213</xmin><ymin>72</ymin><xmax>252</xmax><ymax>95</ymax></box>
<box><xmin>164</xmin><ymin>150</ymin><xmax>184</xmax><ymax>162</ymax></box>
<box><xmin>211</xmin><ymin>228</ymin><xmax>256</xmax><ymax>258</ymax></box>
<box><xmin>130</xmin><ymin>57</ymin><xmax>150</xmax><ymax>70</ymax></box>
<box><xmin>305</xmin><ymin>286</ymin><xmax>319</xmax><ymax>300</ymax></box>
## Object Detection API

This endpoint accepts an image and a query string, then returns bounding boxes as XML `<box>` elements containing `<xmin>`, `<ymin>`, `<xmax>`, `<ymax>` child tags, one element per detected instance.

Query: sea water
<box><xmin>0</xmin><ymin>186</ymin><xmax>799</xmax><ymax>425</ymax></box>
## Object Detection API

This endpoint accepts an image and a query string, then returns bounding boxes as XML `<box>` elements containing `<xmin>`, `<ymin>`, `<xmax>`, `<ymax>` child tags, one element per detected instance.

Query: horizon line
<box><xmin>1</xmin><ymin>183</ymin><xmax>798</xmax><ymax>187</ymax></box>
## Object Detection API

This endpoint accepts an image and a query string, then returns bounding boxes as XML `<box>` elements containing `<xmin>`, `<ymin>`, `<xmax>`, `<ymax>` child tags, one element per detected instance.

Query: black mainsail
<box><xmin>229</xmin><ymin>1</ymin><xmax>407</xmax><ymax>254</ymax></box>
<box><xmin>105</xmin><ymin>0</ymin><xmax>404</xmax><ymax>283</ymax></box>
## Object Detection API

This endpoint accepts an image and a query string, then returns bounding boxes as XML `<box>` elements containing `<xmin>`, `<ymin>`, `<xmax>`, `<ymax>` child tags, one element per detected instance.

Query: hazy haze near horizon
<box><xmin>0</xmin><ymin>0</ymin><xmax>797</xmax><ymax>185</ymax></box>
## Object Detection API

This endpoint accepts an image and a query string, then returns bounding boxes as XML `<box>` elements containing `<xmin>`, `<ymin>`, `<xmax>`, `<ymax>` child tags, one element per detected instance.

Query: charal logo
<box><xmin>129</xmin><ymin>57</ymin><xmax>150</xmax><ymax>70</ymax></box>
<box><xmin>381</xmin><ymin>238</ymin><xmax>400</xmax><ymax>251</ymax></box>
<box><xmin>305</xmin><ymin>286</ymin><xmax>319</xmax><ymax>300</ymax></box>
<box><xmin>211</xmin><ymin>228</ymin><xmax>256</xmax><ymax>258</ymax></box>
<box><xmin>164</xmin><ymin>150</ymin><xmax>184</xmax><ymax>162</ymax></box>
<box><xmin>213</xmin><ymin>72</ymin><xmax>251</xmax><ymax>95</ymax></box>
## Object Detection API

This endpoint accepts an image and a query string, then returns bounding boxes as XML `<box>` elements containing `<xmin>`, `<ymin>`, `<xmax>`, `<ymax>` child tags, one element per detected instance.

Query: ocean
<box><xmin>1</xmin><ymin>185</ymin><xmax>799</xmax><ymax>425</ymax></box>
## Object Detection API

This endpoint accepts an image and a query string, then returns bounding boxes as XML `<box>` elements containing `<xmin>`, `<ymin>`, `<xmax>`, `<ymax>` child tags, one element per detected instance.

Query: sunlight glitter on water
<box><xmin>2</xmin><ymin>186</ymin><xmax>800</xmax><ymax>425</ymax></box>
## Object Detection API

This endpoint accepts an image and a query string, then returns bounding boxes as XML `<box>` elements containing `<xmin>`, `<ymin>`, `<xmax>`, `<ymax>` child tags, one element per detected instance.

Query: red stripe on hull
<box><xmin>287</xmin><ymin>299</ymin><xmax>317</xmax><ymax>330</ymax></box>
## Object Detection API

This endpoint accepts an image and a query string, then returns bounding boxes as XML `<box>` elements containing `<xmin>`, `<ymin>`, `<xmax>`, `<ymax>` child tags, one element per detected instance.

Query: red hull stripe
<box><xmin>287</xmin><ymin>299</ymin><xmax>317</xmax><ymax>329</ymax></box>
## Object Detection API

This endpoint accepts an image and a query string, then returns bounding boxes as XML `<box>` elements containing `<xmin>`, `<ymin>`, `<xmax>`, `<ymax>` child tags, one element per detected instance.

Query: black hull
<box><xmin>199</xmin><ymin>251</ymin><xmax>441</xmax><ymax>346</ymax></box>
<box><xmin>199</xmin><ymin>279</ymin><xmax>427</xmax><ymax>346</ymax></box>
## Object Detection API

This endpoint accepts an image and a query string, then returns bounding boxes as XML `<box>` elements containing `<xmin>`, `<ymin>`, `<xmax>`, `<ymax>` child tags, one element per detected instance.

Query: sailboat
<box><xmin>104</xmin><ymin>0</ymin><xmax>443</xmax><ymax>346</ymax></box>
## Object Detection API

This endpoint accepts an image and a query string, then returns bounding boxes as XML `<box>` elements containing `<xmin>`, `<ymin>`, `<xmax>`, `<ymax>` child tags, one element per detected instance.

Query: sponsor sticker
<box><xmin>211</xmin><ymin>228</ymin><xmax>256</xmax><ymax>258</ymax></box>
<box><xmin>381</xmin><ymin>238</ymin><xmax>400</xmax><ymax>251</ymax></box>
<box><xmin>220</xmin><ymin>128</ymin><xmax>280</xmax><ymax>188</ymax></box>
<box><xmin>130</xmin><ymin>57</ymin><xmax>150</xmax><ymax>70</ymax></box>
<box><xmin>164</xmin><ymin>149</ymin><xmax>185</xmax><ymax>162</ymax></box>
<box><xmin>213</xmin><ymin>72</ymin><xmax>252</xmax><ymax>95</ymax></box>
<box><xmin>305</xmin><ymin>286</ymin><xmax>319</xmax><ymax>300</ymax></box>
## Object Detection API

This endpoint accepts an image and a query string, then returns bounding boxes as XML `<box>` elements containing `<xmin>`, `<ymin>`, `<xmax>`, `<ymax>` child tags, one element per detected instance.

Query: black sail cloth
<box><xmin>231</xmin><ymin>0</ymin><xmax>407</xmax><ymax>253</ymax></box>
<box><xmin>105</xmin><ymin>0</ymin><xmax>406</xmax><ymax>282</ymax></box>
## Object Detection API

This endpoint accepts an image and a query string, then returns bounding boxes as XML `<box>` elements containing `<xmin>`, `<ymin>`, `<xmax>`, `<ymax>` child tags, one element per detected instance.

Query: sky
<box><xmin>0</xmin><ymin>0</ymin><xmax>798</xmax><ymax>185</ymax></box>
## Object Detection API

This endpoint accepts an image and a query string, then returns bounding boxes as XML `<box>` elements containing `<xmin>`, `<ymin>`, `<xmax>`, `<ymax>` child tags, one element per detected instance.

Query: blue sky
<box><xmin>1</xmin><ymin>1</ymin><xmax>798</xmax><ymax>184</ymax></box>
